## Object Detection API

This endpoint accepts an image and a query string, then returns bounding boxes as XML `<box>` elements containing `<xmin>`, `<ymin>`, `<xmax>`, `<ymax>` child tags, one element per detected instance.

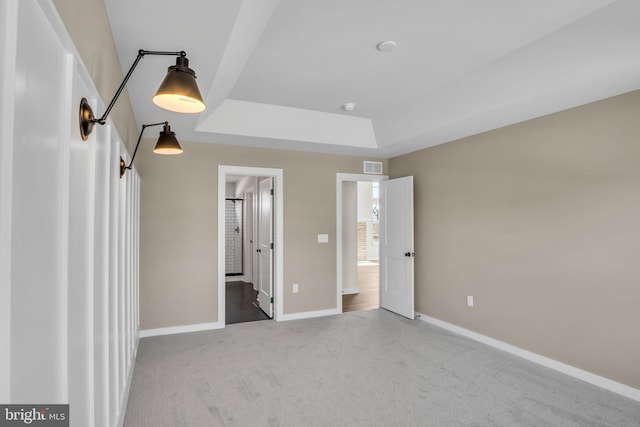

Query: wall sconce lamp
<box><xmin>119</xmin><ymin>121</ymin><xmax>183</xmax><ymax>178</ymax></box>
<box><xmin>80</xmin><ymin>49</ymin><xmax>205</xmax><ymax>141</ymax></box>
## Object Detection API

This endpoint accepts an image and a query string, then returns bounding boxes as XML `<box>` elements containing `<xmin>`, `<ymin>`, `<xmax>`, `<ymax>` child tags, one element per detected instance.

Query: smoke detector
<box><xmin>376</xmin><ymin>40</ymin><xmax>397</xmax><ymax>52</ymax></box>
<box><xmin>343</xmin><ymin>102</ymin><xmax>356</xmax><ymax>111</ymax></box>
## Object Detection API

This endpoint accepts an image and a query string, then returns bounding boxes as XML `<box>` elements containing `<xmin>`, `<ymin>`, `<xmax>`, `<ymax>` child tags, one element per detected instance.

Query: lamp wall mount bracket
<box><xmin>79</xmin><ymin>97</ymin><xmax>95</xmax><ymax>141</ymax></box>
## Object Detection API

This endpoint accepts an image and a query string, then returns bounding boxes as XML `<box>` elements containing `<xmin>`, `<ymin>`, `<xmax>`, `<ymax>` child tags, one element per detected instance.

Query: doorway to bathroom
<box><xmin>218</xmin><ymin>166</ymin><xmax>284</xmax><ymax>327</ymax></box>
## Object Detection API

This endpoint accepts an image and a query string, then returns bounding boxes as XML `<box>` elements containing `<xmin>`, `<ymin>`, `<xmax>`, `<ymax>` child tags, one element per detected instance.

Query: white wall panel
<box><xmin>4</xmin><ymin>1</ymin><xmax>140</xmax><ymax>425</ymax></box>
<box><xmin>93</xmin><ymin>124</ymin><xmax>112</xmax><ymax>427</ymax></box>
<box><xmin>11</xmin><ymin>0</ymin><xmax>71</xmax><ymax>402</ymax></box>
<box><xmin>108</xmin><ymin>138</ymin><xmax>121</xmax><ymax>425</ymax></box>
<box><xmin>130</xmin><ymin>174</ymin><xmax>140</xmax><ymax>344</ymax></box>
<box><xmin>118</xmin><ymin>161</ymin><xmax>126</xmax><ymax>403</ymax></box>
<box><xmin>125</xmin><ymin>175</ymin><xmax>132</xmax><ymax>367</ymax></box>
<box><xmin>68</xmin><ymin>75</ymin><xmax>97</xmax><ymax>424</ymax></box>
<box><xmin>0</xmin><ymin>0</ymin><xmax>18</xmax><ymax>404</ymax></box>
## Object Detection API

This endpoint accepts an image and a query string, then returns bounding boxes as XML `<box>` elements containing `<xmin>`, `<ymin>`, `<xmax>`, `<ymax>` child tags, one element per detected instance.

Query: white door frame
<box><xmin>336</xmin><ymin>173</ymin><xmax>388</xmax><ymax>313</ymax></box>
<box><xmin>218</xmin><ymin>166</ymin><xmax>284</xmax><ymax>326</ymax></box>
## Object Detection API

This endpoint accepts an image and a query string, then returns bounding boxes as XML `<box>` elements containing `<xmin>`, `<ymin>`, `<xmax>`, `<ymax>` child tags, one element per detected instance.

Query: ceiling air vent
<box><xmin>363</xmin><ymin>161</ymin><xmax>383</xmax><ymax>175</ymax></box>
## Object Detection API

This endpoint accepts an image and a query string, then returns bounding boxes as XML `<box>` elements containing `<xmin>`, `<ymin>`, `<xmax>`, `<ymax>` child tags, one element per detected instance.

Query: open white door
<box><xmin>245</xmin><ymin>190</ymin><xmax>257</xmax><ymax>291</ymax></box>
<box><xmin>380</xmin><ymin>176</ymin><xmax>414</xmax><ymax>319</ymax></box>
<box><xmin>257</xmin><ymin>177</ymin><xmax>274</xmax><ymax>317</ymax></box>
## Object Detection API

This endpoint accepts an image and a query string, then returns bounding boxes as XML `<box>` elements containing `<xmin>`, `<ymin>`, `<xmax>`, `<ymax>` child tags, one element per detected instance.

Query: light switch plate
<box><xmin>317</xmin><ymin>234</ymin><xmax>329</xmax><ymax>243</ymax></box>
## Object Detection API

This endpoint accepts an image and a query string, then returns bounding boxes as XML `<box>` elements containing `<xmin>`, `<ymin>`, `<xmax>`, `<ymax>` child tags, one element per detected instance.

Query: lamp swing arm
<box><xmin>122</xmin><ymin>121</ymin><xmax>168</xmax><ymax>172</ymax></box>
<box><xmin>119</xmin><ymin>120</ymin><xmax>182</xmax><ymax>178</ymax></box>
<box><xmin>80</xmin><ymin>48</ymin><xmax>203</xmax><ymax>141</ymax></box>
<box><xmin>95</xmin><ymin>50</ymin><xmax>187</xmax><ymax>126</ymax></box>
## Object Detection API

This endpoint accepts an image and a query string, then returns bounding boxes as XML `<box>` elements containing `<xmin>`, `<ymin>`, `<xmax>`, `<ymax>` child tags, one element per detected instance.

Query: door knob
<box><xmin>257</xmin><ymin>249</ymin><xmax>262</xmax><ymax>253</ymax></box>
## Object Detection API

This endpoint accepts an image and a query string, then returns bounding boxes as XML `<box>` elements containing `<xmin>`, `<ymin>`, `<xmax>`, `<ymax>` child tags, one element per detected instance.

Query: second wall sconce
<box><xmin>120</xmin><ymin>121</ymin><xmax>183</xmax><ymax>178</ymax></box>
<box><xmin>80</xmin><ymin>49</ymin><xmax>206</xmax><ymax>141</ymax></box>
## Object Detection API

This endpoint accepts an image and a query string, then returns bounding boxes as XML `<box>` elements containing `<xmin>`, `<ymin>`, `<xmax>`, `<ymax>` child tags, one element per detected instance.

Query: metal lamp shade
<box><xmin>153</xmin><ymin>125</ymin><xmax>183</xmax><ymax>155</ymax></box>
<box><xmin>152</xmin><ymin>56</ymin><xmax>206</xmax><ymax>113</ymax></box>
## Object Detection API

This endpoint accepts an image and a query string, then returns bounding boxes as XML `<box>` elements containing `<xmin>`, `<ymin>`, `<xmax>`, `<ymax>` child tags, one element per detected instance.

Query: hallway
<box><xmin>342</xmin><ymin>261</ymin><xmax>379</xmax><ymax>313</ymax></box>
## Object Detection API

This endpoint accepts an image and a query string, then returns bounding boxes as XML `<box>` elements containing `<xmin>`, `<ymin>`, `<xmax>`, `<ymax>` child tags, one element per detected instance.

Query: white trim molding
<box><xmin>279</xmin><ymin>308</ymin><xmax>341</xmax><ymax>322</ymax></box>
<box><xmin>139</xmin><ymin>308</ymin><xmax>343</xmax><ymax>338</ymax></box>
<box><xmin>116</xmin><ymin>340</ymin><xmax>138</xmax><ymax>427</ymax></box>
<box><xmin>417</xmin><ymin>313</ymin><xmax>640</xmax><ymax>403</ymax></box>
<box><xmin>0</xmin><ymin>0</ymin><xmax>18</xmax><ymax>403</ymax></box>
<box><xmin>139</xmin><ymin>322</ymin><xmax>223</xmax><ymax>338</ymax></box>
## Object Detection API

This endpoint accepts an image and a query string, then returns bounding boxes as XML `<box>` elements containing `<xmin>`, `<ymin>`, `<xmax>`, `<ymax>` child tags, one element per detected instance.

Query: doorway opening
<box><xmin>336</xmin><ymin>173</ymin><xmax>388</xmax><ymax>313</ymax></box>
<box><xmin>225</xmin><ymin>198</ymin><xmax>244</xmax><ymax>278</ymax></box>
<box><xmin>218</xmin><ymin>166</ymin><xmax>284</xmax><ymax>327</ymax></box>
<box><xmin>224</xmin><ymin>178</ymin><xmax>268</xmax><ymax>325</ymax></box>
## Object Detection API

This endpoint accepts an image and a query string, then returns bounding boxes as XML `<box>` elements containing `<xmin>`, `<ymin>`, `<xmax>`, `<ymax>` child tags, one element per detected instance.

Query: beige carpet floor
<box><xmin>124</xmin><ymin>310</ymin><xmax>640</xmax><ymax>426</ymax></box>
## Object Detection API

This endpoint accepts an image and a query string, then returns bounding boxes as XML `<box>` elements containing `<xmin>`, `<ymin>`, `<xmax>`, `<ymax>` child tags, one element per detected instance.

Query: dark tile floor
<box><xmin>226</xmin><ymin>281</ymin><xmax>270</xmax><ymax>325</ymax></box>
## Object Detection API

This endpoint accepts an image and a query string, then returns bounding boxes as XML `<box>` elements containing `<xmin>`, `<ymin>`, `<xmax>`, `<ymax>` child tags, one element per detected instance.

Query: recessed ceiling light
<box><xmin>343</xmin><ymin>102</ymin><xmax>356</xmax><ymax>111</ymax></box>
<box><xmin>376</xmin><ymin>40</ymin><xmax>397</xmax><ymax>52</ymax></box>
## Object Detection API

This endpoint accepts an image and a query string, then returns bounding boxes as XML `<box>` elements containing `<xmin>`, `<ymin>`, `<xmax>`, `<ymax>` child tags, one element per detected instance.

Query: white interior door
<box><xmin>379</xmin><ymin>176</ymin><xmax>415</xmax><ymax>319</ymax></box>
<box><xmin>245</xmin><ymin>190</ymin><xmax>256</xmax><ymax>290</ymax></box>
<box><xmin>257</xmin><ymin>177</ymin><xmax>274</xmax><ymax>317</ymax></box>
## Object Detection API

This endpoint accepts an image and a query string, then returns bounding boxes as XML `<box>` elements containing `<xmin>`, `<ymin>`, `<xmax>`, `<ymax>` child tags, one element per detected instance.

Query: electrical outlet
<box><xmin>293</xmin><ymin>283</ymin><xmax>299</xmax><ymax>293</ymax></box>
<box><xmin>467</xmin><ymin>295</ymin><xmax>474</xmax><ymax>307</ymax></box>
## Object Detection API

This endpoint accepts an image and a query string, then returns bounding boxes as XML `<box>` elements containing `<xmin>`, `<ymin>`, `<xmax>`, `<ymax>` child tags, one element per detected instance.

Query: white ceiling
<box><xmin>104</xmin><ymin>0</ymin><xmax>640</xmax><ymax>158</ymax></box>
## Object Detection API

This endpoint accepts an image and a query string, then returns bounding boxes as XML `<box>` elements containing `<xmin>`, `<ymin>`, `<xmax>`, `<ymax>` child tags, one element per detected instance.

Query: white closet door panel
<box><xmin>0</xmin><ymin>0</ymin><xmax>18</xmax><ymax>404</ymax></box>
<box><xmin>10</xmin><ymin>0</ymin><xmax>71</xmax><ymax>403</ymax></box>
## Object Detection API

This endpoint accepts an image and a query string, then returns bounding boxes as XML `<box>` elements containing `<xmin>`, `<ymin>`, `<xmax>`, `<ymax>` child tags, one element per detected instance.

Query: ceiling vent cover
<box><xmin>363</xmin><ymin>161</ymin><xmax>383</xmax><ymax>175</ymax></box>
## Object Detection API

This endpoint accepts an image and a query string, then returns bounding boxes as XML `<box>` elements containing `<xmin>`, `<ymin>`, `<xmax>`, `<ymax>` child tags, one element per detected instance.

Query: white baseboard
<box><xmin>279</xmin><ymin>308</ymin><xmax>340</xmax><ymax>322</ymax></box>
<box><xmin>225</xmin><ymin>275</ymin><xmax>244</xmax><ymax>282</ymax></box>
<box><xmin>139</xmin><ymin>307</ymin><xmax>341</xmax><ymax>337</ymax></box>
<box><xmin>140</xmin><ymin>321</ymin><xmax>223</xmax><ymax>338</ymax></box>
<box><xmin>117</xmin><ymin>339</ymin><xmax>138</xmax><ymax>427</ymax></box>
<box><xmin>416</xmin><ymin>313</ymin><xmax>640</xmax><ymax>403</ymax></box>
<box><xmin>342</xmin><ymin>287</ymin><xmax>359</xmax><ymax>295</ymax></box>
